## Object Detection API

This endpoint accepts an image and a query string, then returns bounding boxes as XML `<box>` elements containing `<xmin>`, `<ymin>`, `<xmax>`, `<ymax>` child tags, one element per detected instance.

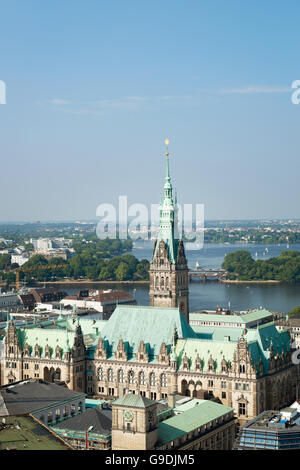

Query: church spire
<box><xmin>164</xmin><ymin>138</ymin><xmax>173</xmax><ymax>201</ymax></box>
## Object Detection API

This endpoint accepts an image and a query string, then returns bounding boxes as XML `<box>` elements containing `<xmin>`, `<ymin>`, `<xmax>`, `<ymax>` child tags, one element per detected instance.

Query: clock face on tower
<box><xmin>124</xmin><ymin>410</ymin><xmax>134</xmax><ymax>422</ymax></box>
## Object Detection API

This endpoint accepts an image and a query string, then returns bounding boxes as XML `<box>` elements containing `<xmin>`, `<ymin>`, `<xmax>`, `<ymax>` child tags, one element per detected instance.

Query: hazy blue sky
<box><xmin>0</xmin><ymin>0</ymin><xmax>300</xmax><ymax>222</ymax></box>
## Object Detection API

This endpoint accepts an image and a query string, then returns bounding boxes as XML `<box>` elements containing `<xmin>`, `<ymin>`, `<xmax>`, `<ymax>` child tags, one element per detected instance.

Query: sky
<box><xmin>0</xmin><ymin>0</ymin><xmax>300</xmax><ymax>222</ymax></box>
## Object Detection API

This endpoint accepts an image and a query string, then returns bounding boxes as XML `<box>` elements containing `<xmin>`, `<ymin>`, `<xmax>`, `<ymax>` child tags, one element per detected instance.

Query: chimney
<box><xmin>168</xmin><ymin>393</ymin><xmax>176</xmax><ymax>409</ymax></box>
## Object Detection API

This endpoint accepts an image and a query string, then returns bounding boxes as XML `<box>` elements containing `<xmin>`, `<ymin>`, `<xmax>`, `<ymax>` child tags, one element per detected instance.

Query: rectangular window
<box><xmin>239</xmin><ymin>403</ymin><xmax>246</xmax><ymax>415</ymax></box>
<box><xmin>221</xmin><ymin>381</ymin><xmax>226</xmax><ymax>388</ymax></box>
<box><xmin>222</xmin><ymin>392</ymin><xmax>226</xmax><ymax>399</ymax></box>
<box><xmin>208</xmin><ymin>380</ymin><xmax>214</xmax><ymax>387</ymax></box>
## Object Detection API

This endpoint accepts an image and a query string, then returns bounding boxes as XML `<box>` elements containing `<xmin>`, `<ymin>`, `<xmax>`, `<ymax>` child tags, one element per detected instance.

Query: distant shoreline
<box><xmin>37</xmin><ymin>279</ymin><xmax>149</xmax><ymax>286</ymax></box>
<box><xmin>220</xmin><ymin>279</ymin><xmax>281</xmax><ymax>284</ymax></box>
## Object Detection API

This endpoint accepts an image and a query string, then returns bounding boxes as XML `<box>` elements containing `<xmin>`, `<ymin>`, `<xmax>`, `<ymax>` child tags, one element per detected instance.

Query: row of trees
<box><xmin>1</xmin><ymin>238</ymin><xmax>149</xmax><ymax>283</ymax></box>
<box><xmin>222</xmin><ymin>250</ymin><xmax>300</xmax><ymax>282</ymax></box>
<box><xmin>205</xmin><ymin>229</ymin><xmax>300</xmax><ymax>244</ymax></box>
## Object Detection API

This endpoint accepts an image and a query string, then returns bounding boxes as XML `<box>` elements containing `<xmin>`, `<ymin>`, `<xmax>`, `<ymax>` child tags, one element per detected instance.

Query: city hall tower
<box><xmin>149</xmin><ymin>140</ymin><xmax>189</xmax><ymax>321</ymax></box>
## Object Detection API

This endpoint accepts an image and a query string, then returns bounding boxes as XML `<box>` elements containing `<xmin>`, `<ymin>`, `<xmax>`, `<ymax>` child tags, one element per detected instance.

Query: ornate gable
<box><xmin>115</xmin><ymin>339</ymin><xmax>127</xmax><ymax>361</ymax></box>
<box><xmin>158</xmin><ymin>342</ymin><xmax>169</xmax><ymax>365</ymax></box>
<box><xmin>96</xmin><ymin>337</ymin><xmax>107</xmax><ymax>360</ymax></box>
<box><xmin>136</xmin><ymin>340</ymin><xmax>149</xmax><ymax>363</ymax></box>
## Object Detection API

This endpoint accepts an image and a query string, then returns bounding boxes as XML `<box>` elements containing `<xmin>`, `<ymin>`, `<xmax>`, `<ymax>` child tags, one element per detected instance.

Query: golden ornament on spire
<box><xmin>165</xmin><ymin>138</ymin><xmax>169</xmax><ymax>156</ymax></box>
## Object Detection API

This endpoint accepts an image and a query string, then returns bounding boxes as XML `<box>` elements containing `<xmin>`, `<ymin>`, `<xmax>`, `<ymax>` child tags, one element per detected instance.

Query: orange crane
<box><xmin>14</xmin><ymin>264</ymin><xmax>66</xmax><ymax>291</ymax></box>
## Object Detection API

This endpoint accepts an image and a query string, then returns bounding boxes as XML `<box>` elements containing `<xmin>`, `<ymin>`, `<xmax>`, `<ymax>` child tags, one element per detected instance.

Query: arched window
<box><xmin>55</xmin><ymin>368</ymin><xmax>61</xmax><ymax>381</ymax></box>
<box><xmin>128</xmin><ymin>370</ymin><xmax>135</xmax><ymax>384</ymax></box>
<box><xmin>118</xmin><ymin>369</ymin><xmax>124</xmax><ymax>383</ymax></box>
<box><xmin>150</xmin><ymin>372</ymin><xmax>156</xmax><ymax>386</ymax></box>
<box><xmin>161</xmin><ymin>278</ymin><xmax>164</xmax><ymax>288</ymax></box>
<box><xmin>108</xmin><ymin>368</ymin><xmax>114</xmax><ymax>382</ymax></box>
<box><xmin>166</xmin><ymin>277</ymin><xmax>169</xmax><ymax>288</ymax></box>
<box><xmin>139</xmin><ymin>371</ymin><xmax>146</xmax><ymax>385</ymax></box>
<box><xmin>239</xmin><ymin>364</ymin><xmax>246</xmax><ymax>374</ymax></box>
<box><xmin>97</xmin><ymin>367</ymin><xmax>103</xmax><ymax>381</ymax></box>
<box><xmin>161</xmin><ymin>373</ymin><xmax>167</xmax><ymax>387</ymax></box>
<box><xmin>156</xmin><ymin>276</ymin><xmax>159</xmax><ymax>288</ymax></box>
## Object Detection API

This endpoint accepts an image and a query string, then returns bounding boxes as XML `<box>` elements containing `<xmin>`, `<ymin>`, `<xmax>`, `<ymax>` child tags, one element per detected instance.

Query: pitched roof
<box><xmin>112</xmin><ymin>393</ymin><xmax>156</xmax><ymax>409</ymax></box>
<box><xmin>65</xmin><ymin>290</ymin><xmax>135</xmax><ymax>304</ymax></box>
<box><xmin>189</xmin><ymin>309</ymin><xmax>273</xmax><ymax>326</ymax></box>
<box><xmin>99</xmin><ymin>305</ymin><xmax>197</xmax><ymax>356</ymax></box>
<box><xmin>53</xmin><ymin>406</ymin><xmax>112</xmax><ymax>436</ymax></box>
<box><xmin>175</xmin><ymin>338</ymin><xmax>236</xmax><ymax>373</ymax></box>
<box><xmin>0</xmin><ymin>379</ymin><xmax>85</xmax><ymax>416</ymax></box>
<box><xmin>157</xmin><ymin>400</ymin><xmax>233</xmax><ymax>445</ymax></box>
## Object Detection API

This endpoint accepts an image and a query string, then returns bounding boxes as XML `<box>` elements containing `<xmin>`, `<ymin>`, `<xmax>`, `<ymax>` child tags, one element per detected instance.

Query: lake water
<box><xmin>131</xmin><ymin>242</ymin><xmax>300</xmax><ymax>314</ymax></box>
<box><xmin>66</xmin><ymin>242</ymin><xmax>300</xmax><ymax>315</ymax></box>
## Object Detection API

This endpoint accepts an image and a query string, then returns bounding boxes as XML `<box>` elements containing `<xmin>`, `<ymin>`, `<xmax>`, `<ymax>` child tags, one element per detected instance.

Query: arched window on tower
<box><xmin>150</xmin><ymin>372</ymin><xmax>156</xmax><ymax>386</ymax></box>
<box><xmin>139</xmin><ymin>371</ymin><xmax>146</xmax><ymax>385</ymax></box>
<box><xmin>128</xmin><ymin>370</ymin><xmax>135</xmax><ymax>384</ymax></box>
<box><xmin>97</xmin><ymin>367</ymin><xmax>103</xmax><ymax>381</ymax></box>
<box><xmin>118</xmin><ymin>369</ymin><xmax>124</xmax><ymax>383</ymax></box>
<box><xmin>161</xmin><ymin>373</ymin><xmax>167</xmax><ymax>387</ymax></box>
<box><xmin>108</xmin><ymin>368</ymin><xmax>114</xmax><ymax>382</ymax></box>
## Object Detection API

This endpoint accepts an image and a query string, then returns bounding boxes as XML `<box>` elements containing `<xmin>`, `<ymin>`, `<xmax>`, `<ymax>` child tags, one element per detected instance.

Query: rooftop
<box><xmin>112</xmin><ymin>393</ymin><xmax>157</xmax><ymax>409</ymax></box>
<box><xmin>243</xmin><ymin>410</ymin><xmax>300</xmax><ymax>432</ymax></box>
<box><xmin>157</xmin><ymin>400</ymin><xmax>233</xmax><ymax>445</ymax></box>
<box><xmin>0</xmin><ymin>379</ymin><xmax>85</xmax><ymax>416</ymax></box>
<box><xmin>0</xmin><ymin>415</ymin><xmax>71</xmax><ymax>450</ymax></box>
<box><xmin>52</xmin><ymin>405</ymin><xmax>112</xmax><ymax>438</ymax></box>
<box><xmin>189</xmin><ymin>309</ymin><xmax>274</xmax><ymax>326</ymax></box>
<box><xmin>99</xmin><ymin>305</ymin><xmax>197</xmax><ymax>356</ymax></box>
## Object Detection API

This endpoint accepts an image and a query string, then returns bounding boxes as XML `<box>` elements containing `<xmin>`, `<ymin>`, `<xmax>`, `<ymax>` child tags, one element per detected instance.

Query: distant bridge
<box><xmin>188</xmin><ymin>267</ymin><xmax>227</xmax><ymax>281</ymax></box>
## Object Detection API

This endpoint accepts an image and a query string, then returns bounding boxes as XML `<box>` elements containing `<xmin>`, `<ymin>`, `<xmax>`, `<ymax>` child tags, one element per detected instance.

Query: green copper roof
<box><xmin>99</xmin><ymin>305</ymin><xmax>197</xmax><ymax>357</ymax></box>
<box><xmin>175</xmin><ymin>321</ymin><xmax>290</xmax><ymax>374</ymax></box>
<box><xmin>189</xmin><ymin>309</ymin><xmax>273</xmax><ymax>326</ymax></box>
<box><xmin>175</xmin><ymin>338</ymin><xmax>236</xmax><ymax>373</ymax></box>
<box><xmin>15</xmin><ymin>317</ymin><xmax>107</xmax><ymax>358</ymax></box>
<box><xmin>112</xmin><ymin>393</ymin><xmax>156</xmax><ymax>409</ymax></box>
<box><xmin>152</xmin><ymin>153</ymin><xmax>178</xmax><ymax>263</ymax></box>
<box><xmin>157</xmin><ymin>400</ymin><xmax>233</xmax><ymax>445</ymax></box>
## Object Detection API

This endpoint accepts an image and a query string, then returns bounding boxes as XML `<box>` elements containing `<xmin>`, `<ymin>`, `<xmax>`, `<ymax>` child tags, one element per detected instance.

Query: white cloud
<box><xmin>217</xmin><ymin>86</ymin><xmax>291</xmax><ymax>95</ymax></box>
<box><xmin>51</xmin><ymin>98</ymin><xmax>71</xmax><ymax>105</ymax></box>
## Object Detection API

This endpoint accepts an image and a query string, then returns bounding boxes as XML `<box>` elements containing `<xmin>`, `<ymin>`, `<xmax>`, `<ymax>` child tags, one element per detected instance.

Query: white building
<box><xmin>11</xmin><ymin>254</ymin><xmax>30</xmax><ymax>267</ymax></box>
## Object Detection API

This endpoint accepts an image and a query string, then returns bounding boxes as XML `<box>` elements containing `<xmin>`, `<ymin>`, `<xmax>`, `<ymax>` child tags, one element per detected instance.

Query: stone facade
<box><xmin>111</xmin><ymin>393</ymin><xmax>236</xmax><ymax>450</ymax></box>
<box><xmin>1</xmin><ymin>320</ymin><xmax>86</xmax><ymax>395</ymax></box>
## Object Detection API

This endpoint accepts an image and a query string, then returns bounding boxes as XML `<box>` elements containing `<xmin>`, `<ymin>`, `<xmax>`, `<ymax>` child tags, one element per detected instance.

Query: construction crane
<box><xmin>14</xmin><ymin>264</ymin><xmax>66</xmax><ymax>291</ymax></box>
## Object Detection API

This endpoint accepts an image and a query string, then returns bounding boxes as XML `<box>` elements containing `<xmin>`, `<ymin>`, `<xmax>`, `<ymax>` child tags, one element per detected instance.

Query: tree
<box><xmin>0</xmin><ymin>254</ymin><xmax>11</xmax><ymax>270</ymax></box>
<box><xmin>115</xmin><ymin>262</ymin><xmax>130</xmax><ymax>281</ymax></box>
<box><xmin>289</xmin><ymin>306</ymin><xmax>300</xmax><ymax>318</ymax></box>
